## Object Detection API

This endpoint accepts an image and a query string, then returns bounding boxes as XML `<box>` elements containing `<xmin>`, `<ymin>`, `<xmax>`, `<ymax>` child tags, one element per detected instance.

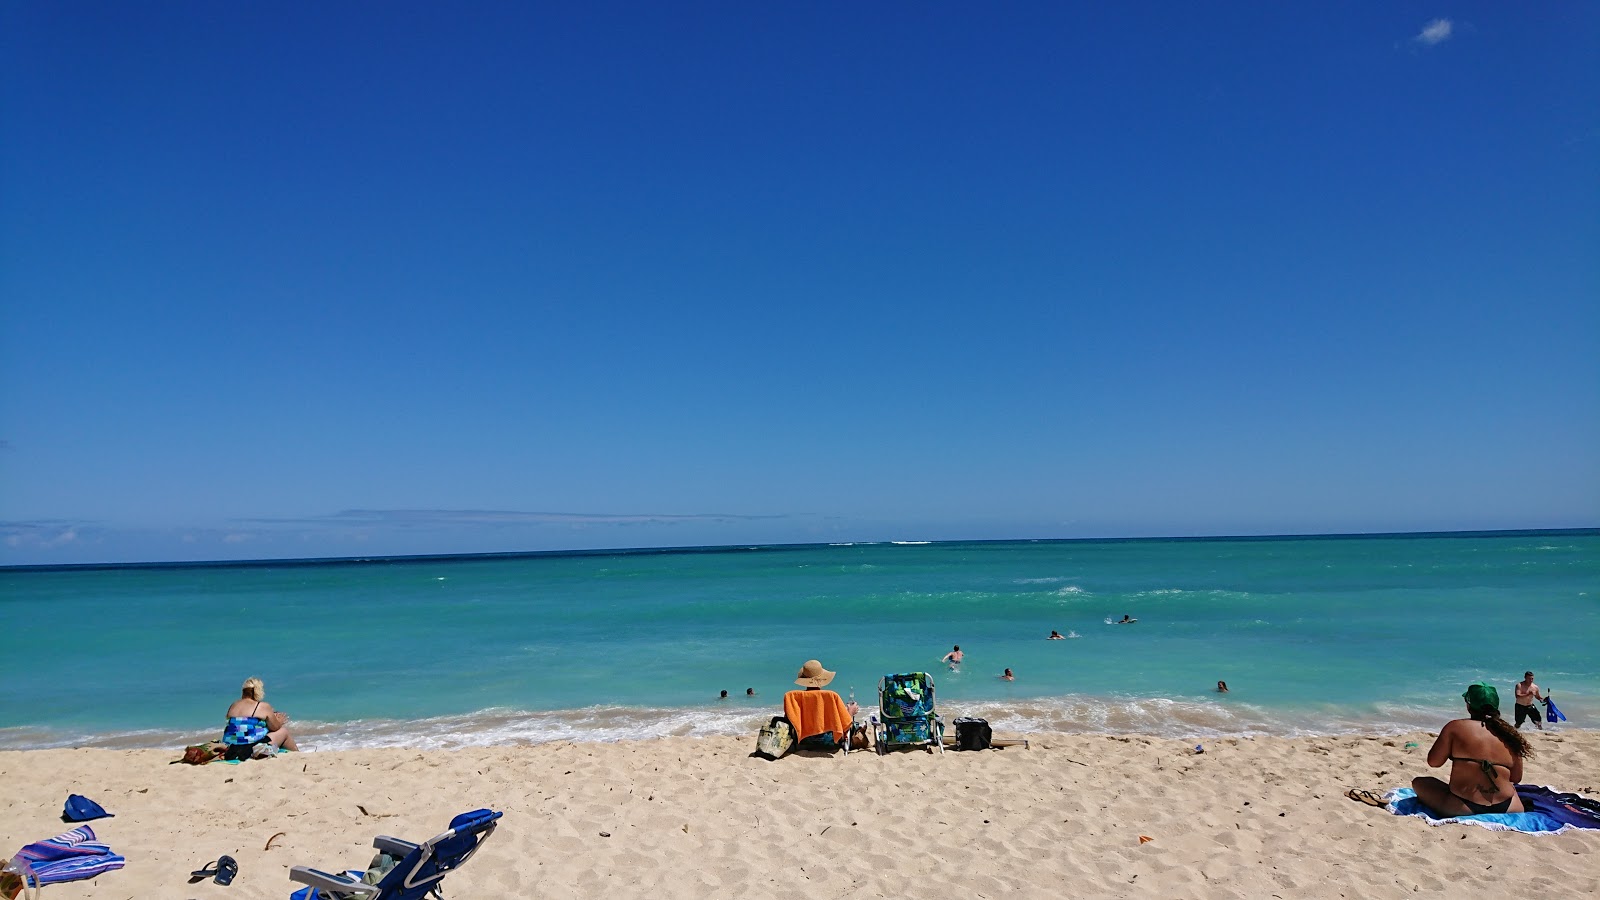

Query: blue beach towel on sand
<box><xmin>6</xmin><ymin>825</ymin><xmax>125</xmax><ymax>886</ymax></box>
<box><xmin>1384</xmin><ymin>785</ymin><xmax>1600</xmax><ymax>835</ymax></box>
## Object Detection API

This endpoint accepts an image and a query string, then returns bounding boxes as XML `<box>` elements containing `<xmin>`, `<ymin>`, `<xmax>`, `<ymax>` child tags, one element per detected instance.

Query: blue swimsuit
<box><xmin>223</xmin><ymin>702</ymin><xmax>270</xmax><ymax>746</ymax></box>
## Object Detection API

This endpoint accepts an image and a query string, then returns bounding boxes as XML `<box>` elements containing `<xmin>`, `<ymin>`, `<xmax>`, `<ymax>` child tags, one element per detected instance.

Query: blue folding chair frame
<box><xmin>289</xmin><ymin>809</ymin><xmax>502</xmax><ymax>900</ymax></box>
<box><xmin>872</xmin><ymin>672</ymin><xmax>945</xmax><ymax>755</ymax></box>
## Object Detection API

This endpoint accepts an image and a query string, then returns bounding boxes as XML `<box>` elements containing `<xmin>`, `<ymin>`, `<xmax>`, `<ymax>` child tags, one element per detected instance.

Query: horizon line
<box><xmin>3</xmin><ymin>526</ymin><xmax>1594</xmax><ymax>574</ymax></box>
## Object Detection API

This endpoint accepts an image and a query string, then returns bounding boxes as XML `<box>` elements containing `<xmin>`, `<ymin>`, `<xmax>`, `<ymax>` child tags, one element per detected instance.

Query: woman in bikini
<box><xmin>223</xmin><ymin>676</ymin><xmax>299</xmax><ymax>759</ymax></box>
<box><xmin>1412</xmin><ymin>682</ymin><xmax>1532</xmax><ymax>816</ymax></box>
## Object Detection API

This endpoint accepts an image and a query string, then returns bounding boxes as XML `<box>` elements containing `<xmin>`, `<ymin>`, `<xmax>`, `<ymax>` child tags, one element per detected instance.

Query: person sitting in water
<box><xmin>784</xmin><ymin>659</ymin><xmax>868</xmax><ymax>751</ymax></box>
<box><xmin>746</xmin><ymin>688</ymin><xmax>756</xmax><ymax>697</ymax></box>
<box><xmin>1412</xmin><ymin>682</ymin><xmax>1533</xmax><ymax>816</ymax></box>
<box><xmin>1048</xmin><ymin>630</ymin><xmax>1065</xmax><ymax>640</ymax></box>
<box><xmin>1217</xmin><ymin>680</ymin><xmax>1229</xmax><ymax>693</ymax></box>
<box><xmin>1001</xmin><ymin>668</ymin><xmax>1015</xmax><ymax>681</ymax></box>
<box><xmin>223</xmin><ymin>676</ymin><xmax>298</xmax><ymax>760</ymax></box>
<box><xmin>1118</xmin><ymin>615</ymin><xmax>1135</xmax><ymax>624</ymax></box>
<box><xmin>719</xmin><ymin>690</ymin><xmax>729</xmax><ymax>700</ymax></box>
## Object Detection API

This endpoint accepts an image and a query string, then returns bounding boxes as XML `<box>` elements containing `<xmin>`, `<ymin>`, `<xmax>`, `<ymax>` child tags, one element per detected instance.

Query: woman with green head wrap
<box><xmin>1411</xmin><ymin>681</ymin><xmax>1534</xmax><ymax>816</ymax></box>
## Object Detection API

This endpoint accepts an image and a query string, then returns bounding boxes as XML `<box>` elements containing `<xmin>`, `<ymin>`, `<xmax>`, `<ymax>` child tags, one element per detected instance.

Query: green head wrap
<box><xmin>1462</xmin><ymin>682</ymin><xmax>1499</xmax><ymax>716</ymax></box>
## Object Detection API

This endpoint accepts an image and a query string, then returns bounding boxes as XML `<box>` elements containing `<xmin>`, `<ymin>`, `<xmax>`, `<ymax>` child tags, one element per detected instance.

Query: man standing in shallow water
<box><xmin>1514</xmin><ymin>671</ymin><xmax>1545</xmax><ymax>731</ymax></box>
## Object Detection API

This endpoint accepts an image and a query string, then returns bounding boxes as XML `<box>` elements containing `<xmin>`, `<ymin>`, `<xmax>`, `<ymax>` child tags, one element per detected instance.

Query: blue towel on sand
<box><xmin>1384</xmin><ymin>785</ymin><xmax>1600</xmax><ymax>835</ymax></box>
<box><xmin>7</xmin><ymin>825</ymin><xmax>125</xmax><ymax>885</ymax></box>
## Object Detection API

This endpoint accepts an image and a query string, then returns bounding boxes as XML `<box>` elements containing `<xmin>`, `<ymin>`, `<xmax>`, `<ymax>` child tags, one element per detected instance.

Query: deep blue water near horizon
<box><xmin>2</xmin><ymin>531</ymin><xmax>1595</xmax><ymax>750</ymax></box>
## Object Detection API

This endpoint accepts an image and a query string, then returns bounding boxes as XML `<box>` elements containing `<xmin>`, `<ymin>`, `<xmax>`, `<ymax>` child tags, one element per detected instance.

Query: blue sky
<box><xmin>2</xmin><ymin>3</ymin><xmax>1596</xmax><ymax>565</ymax></box>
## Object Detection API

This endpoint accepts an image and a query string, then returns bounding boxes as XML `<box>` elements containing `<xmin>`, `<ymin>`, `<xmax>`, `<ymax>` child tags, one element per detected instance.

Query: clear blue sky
<box><xmin>3</xmin><ymin>3</ymin><xmax>1596</xmax><ymax>565</ymax></box>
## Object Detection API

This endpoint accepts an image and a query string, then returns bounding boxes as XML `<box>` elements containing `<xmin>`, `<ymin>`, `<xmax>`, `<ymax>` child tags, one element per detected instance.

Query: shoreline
<box><xmin>4</xmin><ymin>696</ymin><xmax>1592</xmax><ymax>752</ymax></box>
<box><xmin>2</xmin><ymin>731</ymin><xmax>1595</xmax><ymax>899</ymax></box>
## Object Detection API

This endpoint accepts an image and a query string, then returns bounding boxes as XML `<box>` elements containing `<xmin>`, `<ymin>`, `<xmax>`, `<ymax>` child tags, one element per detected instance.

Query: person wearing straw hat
<box><xmin>785</xmin><ymin>659</ymin><xmax>867</xmax><ymax>751</ymax></box>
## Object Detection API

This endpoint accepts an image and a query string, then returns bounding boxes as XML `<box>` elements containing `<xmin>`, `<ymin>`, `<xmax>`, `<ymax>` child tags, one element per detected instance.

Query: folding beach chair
<box><xmin>872</xmin><ymin>672</ymin><xmax>944</xmax><ymax>754</ymax></box>
<box><xmin>289</xmin><ymin>808</ymin><xmax>502</xmax><ymax>900</ymax></box>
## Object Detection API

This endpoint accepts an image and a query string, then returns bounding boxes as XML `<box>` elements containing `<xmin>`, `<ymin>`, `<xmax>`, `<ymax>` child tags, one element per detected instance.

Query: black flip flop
<box><xmin>1346</xmin><ymin>788</ymin><xmax>1387</xmax><ymax>808</ymax></box>
<box><xmin>214</xmin><ymin>855</ymin><xmax>238</xmax><ymax>886</ymax></box>
<box><xmin>189</xmin><ymin>860</ymin><xmax>220</xmax><ymax>883</ymax></box>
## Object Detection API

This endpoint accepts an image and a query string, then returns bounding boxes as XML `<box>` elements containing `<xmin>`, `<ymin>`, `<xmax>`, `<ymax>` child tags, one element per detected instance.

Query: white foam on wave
<box><xmin>890</xmin><ymin>541</ymin><xmax>932</xmax><ymax>545</ymax></box>
<box><xmin>953</xmin><ymin>695</ymin><xmax>1457</xmax><ymax>740</ymax></box>
<box><xmin>10</xmin><ymin>694</ymin><xmax>1588</xmax><ymax>752</ymax></box>
<box><xmin>303</xmin><ymin>705</ymin><xmax>777</xmax><ymax>751</ymax></box>
<box><xmin>1052</xmin><ymin>585</ymin><xmax>1086</xmax><ymax>596</ymax></box>
<box><xmin>0</xmin><ymin>724</ymin><xmax>213</xmax><ymax>751</ymax></box>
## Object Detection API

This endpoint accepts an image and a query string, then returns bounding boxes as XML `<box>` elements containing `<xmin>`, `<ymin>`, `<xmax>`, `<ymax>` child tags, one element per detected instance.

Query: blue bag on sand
<box><xmin>62</xmin><ymin>795</ymin><xmax>113</xmax><ymax>822</ymax></box>
<box><xmin>1545</xmin><ymin>696</ymin><xmax>1567</xmax><ymax>723</ymax></box>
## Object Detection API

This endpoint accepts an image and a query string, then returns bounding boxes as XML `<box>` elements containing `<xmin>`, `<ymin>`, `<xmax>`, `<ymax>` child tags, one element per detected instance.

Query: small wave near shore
<box><xmin>7</xmin><ymin>693</ymin><xmax>1583</xmax><ymax>752</ymax></box>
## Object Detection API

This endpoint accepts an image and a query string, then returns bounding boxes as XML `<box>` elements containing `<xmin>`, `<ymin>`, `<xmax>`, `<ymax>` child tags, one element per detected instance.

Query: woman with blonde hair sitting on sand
<box><xmin>1411</xmin><ymin>682</ymin><xmax>1532</xmax><ymax>816</ymax></box>
<box><xmin>223</xmin><ymin>676</ymin><xmax>299</xmax><ymax>760</ymax></box>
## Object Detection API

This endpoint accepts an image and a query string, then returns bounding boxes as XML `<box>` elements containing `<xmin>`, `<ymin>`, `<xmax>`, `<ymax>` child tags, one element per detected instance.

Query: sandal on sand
<box><xmin>214</xmin><ymin>855</ymin><xmax>238</xmax><ymax>886</ymax></box>
<box><xmin>1345</xmin><ymin>788</ymin><xmax>1387</xmax><ymax>808</ymax></box>
<box><xmin>189</xmin><ymin>860</ymin><xmax>220</xmax><ymax>883</ymax></box>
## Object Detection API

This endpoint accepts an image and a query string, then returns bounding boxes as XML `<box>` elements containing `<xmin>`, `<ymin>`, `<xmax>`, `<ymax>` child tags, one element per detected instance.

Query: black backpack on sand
<box><xmin>954</xmin><ymin>717</ymin><xmax>991</xmax><ymax>751</ymax></box>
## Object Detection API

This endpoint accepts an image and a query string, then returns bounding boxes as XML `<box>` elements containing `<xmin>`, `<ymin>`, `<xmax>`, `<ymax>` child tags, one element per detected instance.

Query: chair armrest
<box><xmin>289</xmin><ymin>866</ymin><xmax>380</xmax><ymax>898</ymax></box>
<box><xmin>373</xmin><ymin>835</ymin><xmax>419</xmax><ymax>855</ymax></box>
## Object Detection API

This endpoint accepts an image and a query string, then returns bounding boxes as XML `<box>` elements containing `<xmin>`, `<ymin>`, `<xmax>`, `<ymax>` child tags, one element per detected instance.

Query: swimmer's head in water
<box><xmin>1462</xmin><ymin>682</ymin><xmax>1500</xmax><ymax>717</ymax></box>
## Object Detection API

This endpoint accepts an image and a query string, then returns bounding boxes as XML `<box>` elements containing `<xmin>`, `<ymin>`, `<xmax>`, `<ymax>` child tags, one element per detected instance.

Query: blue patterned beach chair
<box><xmin>872</xmin><ymin>672</ymin><xmax>945</xmax><ymax>755</ymax></box>
<box><xmin>289</xmin><ymin>809</ymin><xmax>501</xmax><ymax>900</ymax></box>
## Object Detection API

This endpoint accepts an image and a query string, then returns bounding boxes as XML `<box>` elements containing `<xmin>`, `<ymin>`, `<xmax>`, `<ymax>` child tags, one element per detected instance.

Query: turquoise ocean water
<box><xmin>2</xmin><ymin>531</ymin><xmax>1595</xmax><ymax>750</ymax></box>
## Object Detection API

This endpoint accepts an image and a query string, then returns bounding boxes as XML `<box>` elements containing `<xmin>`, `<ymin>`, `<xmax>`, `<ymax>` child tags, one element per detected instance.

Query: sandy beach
<box><xmin>3</xmin><ymin>730</ymin><xmax>1595</xmax><ymax>899</ymax></box>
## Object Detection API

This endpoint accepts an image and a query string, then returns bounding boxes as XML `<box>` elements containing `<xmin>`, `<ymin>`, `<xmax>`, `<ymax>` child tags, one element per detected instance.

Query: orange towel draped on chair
<box><xmin>783</xmin><ymin>690</ymin><xmax>854</xmax><ymax>742</ymax></box>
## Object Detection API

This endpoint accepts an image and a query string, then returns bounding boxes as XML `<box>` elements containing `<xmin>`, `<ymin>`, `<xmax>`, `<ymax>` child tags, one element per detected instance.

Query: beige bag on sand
<box><xmin>1</xmin><ymin>858</ymin><xmax>41</xmax><ymax>900</ymax></box>
<box><xmin>849</xmin><ymin>727</ymin><xmax>870</xmax><ymax>751</ymax></box>
<box><xmin>754</xmin><ymin>717</ymin><xmax>795</xmax><ymax>760</ymax></box>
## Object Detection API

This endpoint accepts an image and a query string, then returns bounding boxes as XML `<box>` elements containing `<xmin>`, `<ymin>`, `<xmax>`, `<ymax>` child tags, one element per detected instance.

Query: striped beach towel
<box><xmin>7</xmin><ymin>825</ymin><xmax>125</xmax><ymax>886</ymax></box>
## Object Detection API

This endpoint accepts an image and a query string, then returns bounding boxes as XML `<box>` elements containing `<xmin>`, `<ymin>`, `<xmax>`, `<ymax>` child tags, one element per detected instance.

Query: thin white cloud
<box><xmin>1</xmin><ymin>520</ymin><xmax>88</xmax><ymax>549</ymax></box>
<box><xmin>243</xmin><ymin>509</ymin><xmax>787</xmax><ymax>528</ymax></box>
<box><xmin>1415</xmin><ymin>18</ymin><xmax>1453</xmax><ymax>46</ymax></box>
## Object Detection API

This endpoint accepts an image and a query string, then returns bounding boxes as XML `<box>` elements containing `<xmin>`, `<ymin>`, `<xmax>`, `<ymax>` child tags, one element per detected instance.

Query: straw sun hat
<box><xmin>794</xmin><ymin>659</ymin><xmax>836</xmax><ymax>688</ymax></box>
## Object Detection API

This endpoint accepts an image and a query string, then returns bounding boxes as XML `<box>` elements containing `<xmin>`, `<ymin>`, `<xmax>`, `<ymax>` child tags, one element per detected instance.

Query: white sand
<box><xmin>2</xmin><ymin>730</ymin><xmax>1596</xmax><ymax>899</ymax></box>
